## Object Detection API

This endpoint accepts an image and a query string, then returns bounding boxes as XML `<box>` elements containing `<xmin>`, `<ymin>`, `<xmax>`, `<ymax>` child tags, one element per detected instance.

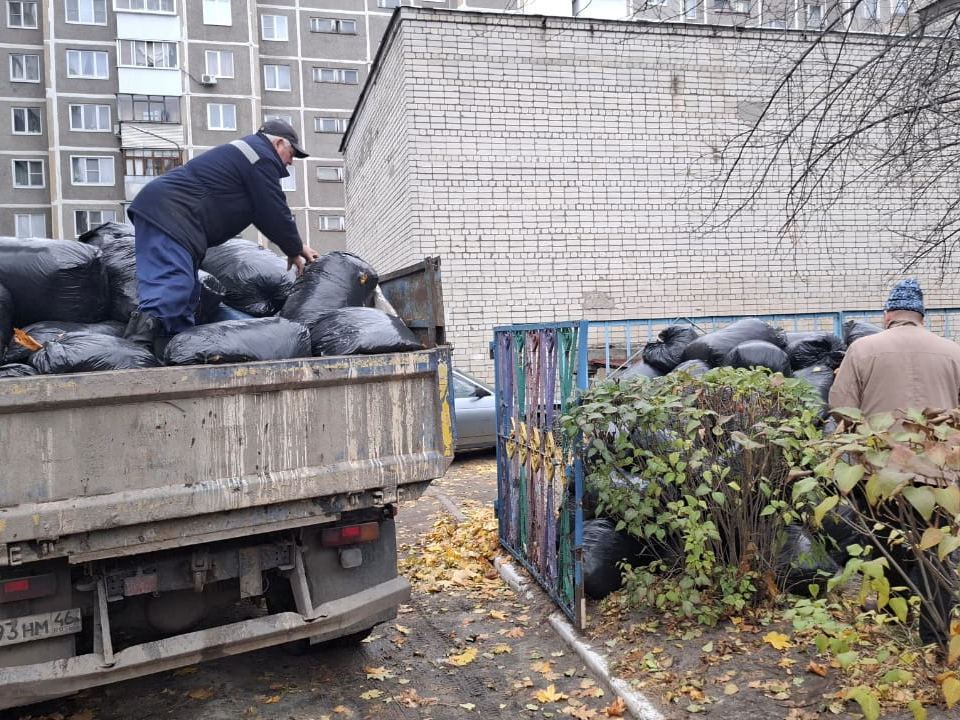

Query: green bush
<box><xmin>561</xmin><ymin>366</ymin><xmax>827</xmax><ymax>625</ymax></box>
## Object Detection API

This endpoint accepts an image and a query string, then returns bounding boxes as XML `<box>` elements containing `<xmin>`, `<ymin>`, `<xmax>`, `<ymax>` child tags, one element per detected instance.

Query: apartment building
<box><xmin>1</xmin><ymin>0</ymin><xmax>505</xmax><ymax>252</ymax></box>
<box><xmin>2</xmin><ymin>0</ymin><xmax>917</xmax><ymax>250</ymax></box>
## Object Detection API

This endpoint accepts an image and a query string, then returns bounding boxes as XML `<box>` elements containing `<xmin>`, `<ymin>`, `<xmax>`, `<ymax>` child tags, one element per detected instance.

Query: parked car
<box><xmin>453</xmin><ymin>369</ymin><xmax>497</xmax><ymax>451</ymax></box>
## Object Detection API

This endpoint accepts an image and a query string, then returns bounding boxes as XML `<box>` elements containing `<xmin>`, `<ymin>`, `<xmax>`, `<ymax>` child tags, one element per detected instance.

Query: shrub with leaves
<box><xmin>562</xmin><ymin>367</ymin><xmax>827</xmax><ymax>625</ymax></box>
<box><xmin>804</xmin><ymin>407</ymin><xmax>960</xmax><ymax>659</ymax></box>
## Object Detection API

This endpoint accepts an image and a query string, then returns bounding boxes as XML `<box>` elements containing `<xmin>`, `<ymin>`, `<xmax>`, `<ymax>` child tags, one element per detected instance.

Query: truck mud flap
<box><xmin>0</xmin><ymin>576</ymin><xmax>410</xmax><ymax>711</ymax></box>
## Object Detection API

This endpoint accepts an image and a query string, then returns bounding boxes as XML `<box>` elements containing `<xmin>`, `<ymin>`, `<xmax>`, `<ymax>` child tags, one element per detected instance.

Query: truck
<box><xmin>0</xmin><ymin>257</ymin><xmax>453</xmax><ymax>710</ymax></box>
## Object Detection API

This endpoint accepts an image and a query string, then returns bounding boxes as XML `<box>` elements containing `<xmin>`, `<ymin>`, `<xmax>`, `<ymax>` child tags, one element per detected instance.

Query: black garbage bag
<box><xmin>280</xmin><ymin>251</ymin><xmax>379</xmax><ymax>328</ymax></box>
<box><xmin>642</xmin><ymin>324</ymin><xmax>699</xmax><ymax>373</ymax></box>
<box><xmin>4</xmin><ymin>320</ymin><xmax>125</xmax><ymax>365</ymax></box>
<box><xmin>309</xmin><ymin>307</ymin><xmax>423</xmax><ymax>356</ymax></box>
<box><xmin>843</xmin><ymin>319</ymin><xmax>883</xmax><ymax>346</ymax></box>
<box><xmin>200</xmin><ymin>239</ymin><xmax>296</xmax><ymax>317</ymax></box>
<box><xmin>681</xmin><ymin>318</ymin><xmax>787</xmax><ymax>367</ymax></box>
<box><xmin>0</xmin><ymin>363</ymin><xmax>37</xmax><ymax>378</ymax></box>
<box><xmin>196</xmin><ymin>270</ymin><xmax>226</xmax><ymax>325</ymax></box>
<box><xmin>793</xmin><ymin>364</ymin><xmax>835</xmax><ymax>405</ymax></box>
<box><xmin>671</xmin><ymin>359</ymin><xmax>710</xmax><ymax>376</ymax></box>
<box><xmin>0</xmin><ymin>282</ymin><xmax>12</xmax><ymax>363</ymax></box>
<box><xmin>31</xmin><ymin>332</ymin><xmax>161</xmax><ymax>374</ymax></box>
<box><xmin>617</xmin><ymin>360</ymin><xmax>662</xmax><ymax>380</ymax></box>
<box><xmin>79</xmin><ymin>224</ymin><xmax>138</xmax><ymax>323</ymax></box>
<box><xmin>164</xmin><ymin>317</ymin><xmax>311</xmax><ymax>365</ymax></box>
<box><xmin>722</xmin><ymin>340</ymin><xmax>792</xmax><ymax>375</ymax></box>
<box><xmin>775</xmin><ymin>524</ymin><xmax>839</xmax><ymax>597</ymax></box>
<box><xmin>78</xmin><ymin>221</ymin><xmax>136</xmax><ymax>244</ymax></box>
<box><xmin>0</xmin><ymin>238</ymin><xmax>109</xmax><ymax>325</ymax></box>
<box><xmin>582</xmin><ymin>518</ymin><xmax>655</xmax><ymax>600</ymax></box>
<box><xmin>785</xmin><ymin>332</ymin><xmax>846</xmax><ymax>371</ymax></box>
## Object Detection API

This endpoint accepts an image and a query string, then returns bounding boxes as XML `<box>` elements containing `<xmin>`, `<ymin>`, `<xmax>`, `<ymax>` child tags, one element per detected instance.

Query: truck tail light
<box><xmin>321</xmin><ymin>522</ymin><xmax>380</xmax><ymax>548</ymax></box>
<box><xmin>0</xmin><ymin>574</ymin><xmax>57</xmax><ymax>603</ymax></box>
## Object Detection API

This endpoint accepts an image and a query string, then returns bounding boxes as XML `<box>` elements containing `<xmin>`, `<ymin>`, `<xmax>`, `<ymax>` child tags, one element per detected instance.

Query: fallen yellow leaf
<box><xmin>763</xmin><ymin>631</ymin><xmax>793</xmax><ymax>650</ymax></box>
<box><xmin>489</xmin><ymin>610</ymin><xmax>507</xmax><ymax>620</ymax></box>
<box><xmin>448</xmin><ymin>647</ymin><xmax>478</xmax><ymax>666</ymax></box>
<box><xmin>187</xmin><ymin>688</ymin><xmax>215</xmax><ymax>701</ymax></box>
<box><xmin>535</xmin><ymin>684</ymin><xmax>569</xmax><ymax>703</ymax></box>
<box><xmin>172</xmin><ymin>667</ymin><xmax>199</xmax><ymax>676</ymax></box>
<box><xmin>491</xmin><ymin>644</ymin><xmax>512</xmax><ymax>654</ymax></box>
<box><xmin>360</xmin><ymin>689</ymin><xmax>383</xmax><ymax>700</ymax></box>
<box><xmin>723</xmin><ymin>683</ymin><xmax>739</xmax><ymax>695</ymax></box>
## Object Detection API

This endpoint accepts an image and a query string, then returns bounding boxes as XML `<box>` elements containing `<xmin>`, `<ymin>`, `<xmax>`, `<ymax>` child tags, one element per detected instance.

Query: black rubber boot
<box><xmin>123</xmin><ymin>311</ymin><xmax>162</xmax><ymax>348</ymax></box>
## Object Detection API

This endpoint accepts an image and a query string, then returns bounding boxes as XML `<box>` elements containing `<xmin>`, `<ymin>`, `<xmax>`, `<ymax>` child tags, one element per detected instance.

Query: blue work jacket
<box><xmin>128</xmin><ymin>132</ymin><xmax>304</xmax><ymax>265</ymax></box>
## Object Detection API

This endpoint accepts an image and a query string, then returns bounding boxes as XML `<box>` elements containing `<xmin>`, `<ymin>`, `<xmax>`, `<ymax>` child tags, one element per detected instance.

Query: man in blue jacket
<box><xmin>124</xmin><ymin>119</ymin><xmax>319</xmax><ymax>353</ymax></box>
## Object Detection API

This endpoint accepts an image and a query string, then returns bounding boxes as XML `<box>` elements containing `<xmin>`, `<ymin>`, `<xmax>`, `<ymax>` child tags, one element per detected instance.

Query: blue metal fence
<box><xmin>493</xmin><ymin>308</ymin><xmax>960</xmax><ymax>628</ymax></box>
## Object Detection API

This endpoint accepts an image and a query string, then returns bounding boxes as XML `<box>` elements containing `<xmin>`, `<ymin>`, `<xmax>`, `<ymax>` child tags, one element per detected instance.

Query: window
<box><xmin>313</xmin><ymin>67</ymin><xmax>358</xmax><ymax>85</ymax></box>
<box><xmin>862</xmin><ymin>0</ymin><xmax>879</xmax><ymax>17</ymax></box>
<box><xmin>202</xmin><ymin>0</ymin><xmax>230</xmax><ymax>25</ymax></box>
<box><xmin>310</xmin><ymin>17</ymin><xmax>357</xmax><ymax>33</ymax></box>
<box><xmin>377</xmin><ymin>0</ymin><xmax>401</xmax><ymax>7</ymax></box>
<box><xmin>318</xmin><ymin>215</ymin><xmax>345</xmax><ymax>231</ymax></box>
<box><xmin>314</xmin><ymin>117</ymin><xmax>349</xmax><ymax>133</ymax></box>
<box><xmin>66</xmin><ymin>0</ymin><xmax>106</xmax><ymax>24</ymax></box>
<box><xmin>8</xmin><ymin>1</ymin><xmax>38</xmax><ymax>28</ymax></box>
<box><xmin>280</xmin><ymin>165</ymin><xmax>295</xmax><ymax>192</ymax></box>
<box><xmin>118</xmin><ymin>40</ymin><xmax>178</xmax><ymax>69</ymax></box>
<box><xmin>114</xmin><ymin>0</ymin><xmax>174</xmax><ymax>12</ymax></box>
<box><xmin>684</xmin><ymin>0</ymin><xmax>700</xmax><ymax>19</ymax></box>
<box><xmin>123</xmin><ymin>148</ymin><xmax>182</xmax><ymax>176</ymax></box>
<box><xmin>11</xmin><ymin>53</ymin><xmax>40</xmax><ymax>82</ymax></box>
<box><xmin>208</xmin><ymin>103</ymin><xmax>236</xmax><ymax>130</ymax></box>
<box><xmin>75</xmin><ymin>209</ymin><xmax>117</xmax><ymax>236</ymax></box>
<box><xmin>894</xmin><ymin>0</ymin><xmax>908</xmax><ymax>12</ymax></box>
<box><xmin>117</xmin><ymin>94</ymin><xmax>180</xmax><ymax>123</ymax></box>
<box><xmin>71</xmin><ymin>156</ymin><xmax>115</xmax><ymax>185</ymax></box>
<box><xmin>69</xmin><ymin>103</ymin><xmax>111</xmax><ymax>131</ymax></box>
<box><xmin>264</xmin><ymin>113</ymin><xmax>292</xmax><ymax>125</ymax></box>
<box><xmin>15</xmin><ymin>213</ymin><xmax>45</xmax><ymax>238</ymax></box>
<box><xmin>806</xmin><ymin>2</ymin><xmax>823</xmax><ymax>26</ymax></box>
<box><xmin>66</xmin><ymin>49</ymin><xmax>109</xmax><ymax>78</ymax></box>
<box><xmin>316</xmin><ymin>166</ymin><xmax>344</xmax><ymax>182</ymax></box>
<box><xmin>204</xmin><ymin>50</ymin><xmax>234</xmax><ymax>78</ymax></box>
<box><xmin>13</xmin><ymin>159</ymin><xmax>44</xmax><ymax>188</ymax></box>
<box><xmin>264</xmin><ymin>64</ymin><xmax>291</xmax><ymax>91</ymax></box>
<box><xmin>261</xmin><ymin>14</ymin><xmax>288</xmax><ymax>40</ymax></box>
<box><xmin>12</xmin><ymin>106</ymin><xmax>41</xmax><ymax>134</ymax></box>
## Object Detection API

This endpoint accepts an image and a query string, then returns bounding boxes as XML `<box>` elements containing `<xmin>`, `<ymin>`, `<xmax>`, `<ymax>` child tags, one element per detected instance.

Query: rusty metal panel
<box><xmin>377</xmin><ymin>257</ymin><xmax>445</xmax><ymax>348</ymax></box>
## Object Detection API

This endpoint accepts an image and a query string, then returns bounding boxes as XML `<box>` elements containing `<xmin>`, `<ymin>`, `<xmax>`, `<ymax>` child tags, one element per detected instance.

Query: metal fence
<box><xmin>493</xmin><ymin>308</ymin><xmax>960</xmax><ymax>628</ymax></box>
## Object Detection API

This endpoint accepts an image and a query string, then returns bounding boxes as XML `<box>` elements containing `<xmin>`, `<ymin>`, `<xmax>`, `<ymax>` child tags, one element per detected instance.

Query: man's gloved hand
<box><xmin>287</xmin><ymin>246</ymin><xmax>320</xmax><ymax>277</ymax></box>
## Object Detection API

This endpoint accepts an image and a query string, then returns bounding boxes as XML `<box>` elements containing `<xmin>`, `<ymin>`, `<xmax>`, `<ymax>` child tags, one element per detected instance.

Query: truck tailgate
<box><xmin>0</xmin><ymin>348</ymin><xmax>453</xmax><ymax>561</ymax></box>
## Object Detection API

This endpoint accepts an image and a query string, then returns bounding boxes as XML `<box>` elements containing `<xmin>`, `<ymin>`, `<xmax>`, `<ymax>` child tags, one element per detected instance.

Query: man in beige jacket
<box><xmin>829</xmin><ymin>279</ymin><xmax>960</xmax><ymax>417</ymax></box>
<box><xmin>828</xmin><ymin>278</ymin><xmax>960</xmax><ymax>647</ymax></box>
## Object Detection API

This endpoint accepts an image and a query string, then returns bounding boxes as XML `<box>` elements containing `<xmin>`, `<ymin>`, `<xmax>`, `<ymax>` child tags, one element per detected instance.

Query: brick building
<box><xmin>342</xmin><ymin>8</ymin><xmax>960</xmax><ymax>380</ymax></box>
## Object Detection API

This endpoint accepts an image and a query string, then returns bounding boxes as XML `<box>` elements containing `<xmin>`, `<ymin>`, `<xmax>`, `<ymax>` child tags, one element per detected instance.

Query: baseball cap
<box><xmin>258</xmin><ymin>119</ymin><xmax>309</xmax><ymax>158</ymax></box>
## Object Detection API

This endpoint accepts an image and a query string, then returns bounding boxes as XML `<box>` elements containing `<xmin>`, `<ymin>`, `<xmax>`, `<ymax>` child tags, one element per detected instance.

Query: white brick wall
<box><xmin>343</xmin><ymin>9</ymin><xmax>960</xmax><ymax>383</ymax></box>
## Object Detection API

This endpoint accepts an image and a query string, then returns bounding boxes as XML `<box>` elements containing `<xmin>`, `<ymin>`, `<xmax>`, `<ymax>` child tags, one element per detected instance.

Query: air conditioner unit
<box><xmin>200</xmin><ymin>74</ymin><xmax>217</xmax><ymax>86</ymax></box>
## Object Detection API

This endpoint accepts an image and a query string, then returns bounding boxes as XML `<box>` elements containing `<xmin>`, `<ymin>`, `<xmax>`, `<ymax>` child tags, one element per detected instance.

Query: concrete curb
<box><xmin>494</xmin><ymin>556</ymin><xmax>665</xmax><ymax>720</ymax></box>
<box><xmin>433</xmin><ymin>486</ymin><xmax>663</xmax><ymax>720</ymax></box>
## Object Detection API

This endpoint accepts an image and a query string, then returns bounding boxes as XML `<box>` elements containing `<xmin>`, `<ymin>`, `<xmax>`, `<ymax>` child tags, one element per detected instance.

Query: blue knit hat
<box><xmin>884</xmin><ymin>278</ymin><xmax>925</xmax><ymax>315</ymax></box>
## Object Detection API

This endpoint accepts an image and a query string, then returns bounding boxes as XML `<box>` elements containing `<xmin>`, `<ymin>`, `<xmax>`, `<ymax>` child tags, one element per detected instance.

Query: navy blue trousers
<box><xmin>133</xmin><ymin>218</ymin><xmax>200</xmax><ymax>336</ymax></box>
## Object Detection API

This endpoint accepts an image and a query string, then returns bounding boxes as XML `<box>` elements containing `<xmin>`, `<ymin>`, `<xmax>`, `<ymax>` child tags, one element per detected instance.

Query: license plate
<box><xmin>0</xmin><ymin>609</ymin><xmax>82</xmax><ymax>648</ymax></box>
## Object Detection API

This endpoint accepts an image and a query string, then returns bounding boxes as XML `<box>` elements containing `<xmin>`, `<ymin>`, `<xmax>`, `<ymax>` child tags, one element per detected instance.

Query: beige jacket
<box><xmin>829</xmin><ymin>322</ymin><xmax>960</xmax><ymax>419</ymax></box>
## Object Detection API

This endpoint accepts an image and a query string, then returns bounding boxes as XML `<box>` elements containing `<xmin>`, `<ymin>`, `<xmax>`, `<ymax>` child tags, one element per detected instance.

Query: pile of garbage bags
<box><xmin>0</xmin><ymin>224</ymin><xmax>423</xmax><ymax>376</ymax></box>
<box><xmin>581</xmin><ymin>317</ymin><xmax>883</xmax><ymax>601</ymax></box>
<box><xmin>617</xmin><ymin>315</ymin><xmax>877</xmax><ymax>408</ymax></box>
